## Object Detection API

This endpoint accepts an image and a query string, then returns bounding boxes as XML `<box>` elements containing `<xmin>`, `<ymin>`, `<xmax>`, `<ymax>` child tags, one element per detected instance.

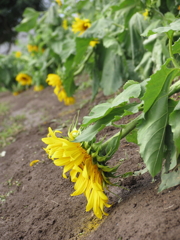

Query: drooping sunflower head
<box><xmin>46</xmin><ymin>74</ymin><xmax>62</xmax><ymax>95</ymax></box>
<box><xmin>42</xmin><ymin>127</ymin><xmax>112</xmax><ymax>219</ymax></box>
<box><xmin>16</xmin><ymin>73</ymin><xmax>32</xmax><ymax>86</ymax></box>
<box><xmin>57</xmin><ymin>88</ymin><xmax>75</xmax><ymax>105</ymax></box>
<box><xmin>72</xmin><ymin>18</ymin><xmax>91</xmax><ymax>35</ymax></box>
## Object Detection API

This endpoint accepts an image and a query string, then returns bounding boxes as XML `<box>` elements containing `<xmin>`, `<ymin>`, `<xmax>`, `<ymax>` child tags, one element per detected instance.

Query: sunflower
<box><xmin>62</xmin><ymin>19</ymin><xmax>68</xmax><ymax>30</ymax></box>
<box><xmin>89</xmin><ymin>39</ymin><xmax>99</xmax><ymax>47</ymax></box>
<box><xmin>16</xmin><ymin>73</ymin><xmax>32</xmax><ymax>86</ymax></box>
<box><xmin>15</xmin><ymin>51</ymin><xmax>22</xmax><ymax>58</ymax></box>
<box><xmin>42</xmin><ymin>127</ymin><xmax>110</xmax><ymax>219</ymax></box>
<box><xmin>72</xmin><ymin>18</ymin><xmax>91</xmax><ymax>35</ymax></box>
<box><xmin>46</xmin><ymin>74</ymin><xmax>62</xmax><ymax>95</ymax></box>
<box><xmin>57</xmin><ymin>88</ymin><xmax>75</xmax><ymax>105</ymax></box>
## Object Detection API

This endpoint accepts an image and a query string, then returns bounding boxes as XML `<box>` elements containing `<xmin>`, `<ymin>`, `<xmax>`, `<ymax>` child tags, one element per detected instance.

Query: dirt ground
<box><xmin>0</xmin><ymin>85</ymin><xmax>180</xmax><ymax>240</ymax></box>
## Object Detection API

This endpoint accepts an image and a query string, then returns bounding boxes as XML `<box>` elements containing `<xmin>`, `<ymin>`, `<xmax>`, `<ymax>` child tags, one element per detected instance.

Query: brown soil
<box><xmin>0</xmin><ymin>85</ymin><xmax>180</xmax><ymax>240</ymax></box>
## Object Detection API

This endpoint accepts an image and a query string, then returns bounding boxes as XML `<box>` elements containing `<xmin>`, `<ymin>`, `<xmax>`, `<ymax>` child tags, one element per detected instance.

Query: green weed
<box><xmin>0</xmin><ymin>103</ymin><xmax>10</xmax><ymax>116</ymax></box>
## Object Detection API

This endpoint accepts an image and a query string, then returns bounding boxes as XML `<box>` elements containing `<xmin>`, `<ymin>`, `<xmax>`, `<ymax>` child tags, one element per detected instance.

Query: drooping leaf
<box><xmin>172</xmin><ymin>38</ymin><xmax>180</xmax><ymax>54</ymax></box>
<box><xmin>138</xmin><ymin>69</ymin><xmax>179</xmax><ymax>177</ymax></box>
<box><xmin>100</xmin><ymin>48</ymin><xmax>126</xmax><ymax>95</ymax></box>
<box><xmin>82</xmin><ymin>82</ymin><xmax>141</xmax><ymax>126</ymax></box>
<box><xmin>152</xmin><ymin>19</ymin><xmax>180</xmax><ymax>34</ymax></box>
<box><xmin>169</xmin><ymin>101</ymin><xmax>180</xmax><ymax>154</ymax></box>
<box><xmin>142</xmin><ymin>61</ymin><xmax>179</xmax><ymax>113</ymax></box>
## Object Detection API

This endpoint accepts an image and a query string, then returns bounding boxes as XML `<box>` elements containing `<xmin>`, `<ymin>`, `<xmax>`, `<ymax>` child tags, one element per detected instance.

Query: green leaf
<box><xmin>169</xmin><ymin>101</ymin><xmax>180</xmax><ymax>154</ymax></box>
<box><xmin>138</xmin><ymin>69</ymin><xmax>179</xmax><ymax>177</ymax></box>
<box><xmin>82</xmin><ymin>83</ymin><xmax>141</xmax><ymax>126</ymax></box>
<box><xmin>15</xmin><ymin>8</ymin><xmax>40</xmax><ymax>32</ymax></box>
<box><xmin>74</xmin><ymin>38</ymin><xmax>91</xmax><ymax>66</ymax></box>
<box><xmin>61</xmin><ymin>40</ymin><xmax>76</xmax><ymax>63</ymax></box>
<box><xmin>126</xmin><ymin>129</ymin><xmax>138</xmax><ymax>144</ymax></box>
<box><xmin>82</xmin><ymin>18</ymin><xmax>112</xmax><ymax>39</ymax></box>
<box><xmin>164</xmin><ymin>125</ymin><xmax>177</xmax><ymax>172</ymax></box>
<box><xmin>100</xmin><ymin>48</ymin><xmax>126</xmax><ymax>95</ymax></box>
<box><xmin>152</xmin><ymin>19</ymin><xmax>180</xmax><ymax>34</ymax></box>
<box><xmin>172</xmin><ymin>38</ymin><xmax>180</xmax><ymax>54</ymax></box>
<box><xmin>129</xmin><ymin>13</ymin><xmax>146</xmax><ymax>63</ymax></box>
<box><xmin>142</xmin><ymin>61</ymin><xmax>179</xmax><ymax>113</ymax></box>
<box><xmin>159</xmin><ymin>167</ymin><xmax>180</xmax><ymax>192</ymax></box>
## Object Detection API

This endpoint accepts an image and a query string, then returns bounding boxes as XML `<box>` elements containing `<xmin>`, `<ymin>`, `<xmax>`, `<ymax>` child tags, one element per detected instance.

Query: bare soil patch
<box><xmin>0</xmin><ymin>86</ymin><xmax>180</xmax><ymax>240</ymax></box>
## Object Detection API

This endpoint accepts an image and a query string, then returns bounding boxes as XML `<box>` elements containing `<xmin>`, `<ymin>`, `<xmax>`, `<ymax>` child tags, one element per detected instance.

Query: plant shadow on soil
<box><xmin>0</xmin><ymin>86</ymin><xmax>180</xmax><ymax>240</ymax></box>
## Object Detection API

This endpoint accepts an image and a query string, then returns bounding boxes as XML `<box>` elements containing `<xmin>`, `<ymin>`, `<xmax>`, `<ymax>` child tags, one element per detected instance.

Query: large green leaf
<box><xmin>129</xmin><ymin>13</ymin><xmax>146</xmax><ymax>63</ymax></box>
<box><xmin>15</xmin><ymin>8</ymin><xmax>40</xmax><ymax>32</ymax></box>
<box><xmin>100</xmin><ymin>48</ymin><xmax>126</xmax><ymax>95</ymax></box>
<box><xmin>169</xmin><ymin>101</ymin><xmax>180</xmax><ymax>154</ymax></box>
<box><xmin>138</xmin><ymin>69</ymin><xmax>179</xmax><ymax>177</ymax></box>
<box><xmin>83</xmin><ymin>82</ymin><xmax>141</xmax><ymax>126</ymax></box>
<box><xmin>76</xmin><ymin>101</ymin><xmax>140</xmax><ymax>142</ymax></box>
<box><xmin>142</xmin><ymin>61</ymin><xmax>179</xmax><ymax>113</ymax></box>
<box><xmin>172</xmin><ymin>38</ymin><xmax>180</xmax><ymax>54</ymax></box>
<box><xmin>152</xmin><ymin>19</ymin><xmax>180</xmax><ymax>34</ymax></box>
<box><xmin>74</xmin><ymin>38</ymin><xmax>91</xmax><ymax>66</ymax></box>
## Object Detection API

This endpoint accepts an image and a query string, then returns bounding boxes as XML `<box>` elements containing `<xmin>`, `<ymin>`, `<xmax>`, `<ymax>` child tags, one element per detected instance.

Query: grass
<box><xmin>0</xmin><ymin>102</ymin><xmax>25</xmax><ymax>148</ymax></box>
<box><xmin>0</xmin><ymin>103</ymin><xmax>10</xmax><ymax>116</ymax></box>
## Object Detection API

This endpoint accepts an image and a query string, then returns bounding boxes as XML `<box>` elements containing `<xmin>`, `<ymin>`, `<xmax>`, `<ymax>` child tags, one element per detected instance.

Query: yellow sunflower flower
<box><xmin>16</xmin><ymin>73</ymin><xmax>32</xmax><ymax>86</ymax></box>
<box><xmin>46</xmin><ymin>74</ymin><xmax>62</xmax><ymax>95</ymax></box>
<box><xmin>55</xmin><ymin>0</ymin><xmax>62</xmax><ymax>6</ymax></box>
<box><xmin>34</xmin><ymin>85</ymin><xmax>44</xmax><ymax>92</ymax></box>
<box><xmin>42</xmin><ymin>127</ymin><xmax>110</xmax><ymax>219</ymax></box>
<box><xmin>178</xmin><ymin>5</ymin><xmax>180</xmax><ymax>10</ymax></box>
<box><xmin>62</xmin><ymin>19</ymin><xmax>68</xmax><ymax>30</ymax></box>
<box><xmin>89</xmin><ymin>39</ymin><xmax>99</xmax><ymax>47</ymax></box>
<box><xmin>72</xmin><ymin>18</ymin><xmax>91</xmax><ymax>35</ymax></box>
<box><xmin>58</xmin><ymin>88</ymin><xmax>75</xmax><ymax>105</ymax></box>
<box><xmin>15</xmin><ymin>51</ymin><xmax>22</xmax><ymax>58</ymax></box>
<box><xmin>27</xmin><ymin>44</ymin><xmax>38</xmax><ymax>52</ymax></box>
<box><xmin>142</xmin><ymin>9</ymin><xmax>149</xmax><ymax>19</ymax></box>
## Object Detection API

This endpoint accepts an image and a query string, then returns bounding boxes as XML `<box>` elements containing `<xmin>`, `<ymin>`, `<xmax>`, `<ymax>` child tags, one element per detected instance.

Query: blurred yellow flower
<box><xmin>178</xmin><ymin>5</ymin><xmax>180</xmax><ymax>10</ymax></box>
<box><xmin>15</xmin><ymin>51</ymin><xmax>22</xmax><ymax>58</ymax></box>
<box><xmin>29</xmin><ymin>160</ymin><xmax>40</xmax><ymax>166</ymax></box>
<box><xmin>58</xmin><ymin>88</ymin><xmax>75</xmax><ymax>105</ymax></box>
<box><xmin>46</xmin><ymin>74</ymin><xmax>62</xmax><ymax>95</ymax></box>
<box><xmin>72</xmin><ymin>18</ymin><xmax>91</xmax><ymax>35</ymax></box>
<box><xmin>55</xmin><ymin>0</ymin><xmax>62</xmax><ymax>6</ymax></box>
<box><xmin>142</xmin><ymin>9</ymin><xmax>149</xmax><ymax>19</ymax></box>
<box><xmin>13</xmin><ymin>91</ymin><xmax>20</xmax><ymax>96</ymax></box>
<box><xmin>42</xmin><ymin>127</ymin><xmax>110</xmax><ymax>218</ymax></box>
<box><xmin>62</xmin><ymin>19</ymin><xmax>68</xmax><ymax>30</ymax></box>
<box><xmin>34</xmin><ymin>85</ymin><xmax>44</xmax><ymax>92</ymax></box>
<box><xmin>16</xmin><ymin>73</ymin><xmax>32</xmax><ymax>86</ymax></box>
<box><xmin>27</xmin><ymin>44</ymin><xmax>38</xmax><ymax>52</ymax></box>
<box><xmin>90</xmin><ymin>39</ymin><xmax>99</xmax><ymax>47</ymax></box>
